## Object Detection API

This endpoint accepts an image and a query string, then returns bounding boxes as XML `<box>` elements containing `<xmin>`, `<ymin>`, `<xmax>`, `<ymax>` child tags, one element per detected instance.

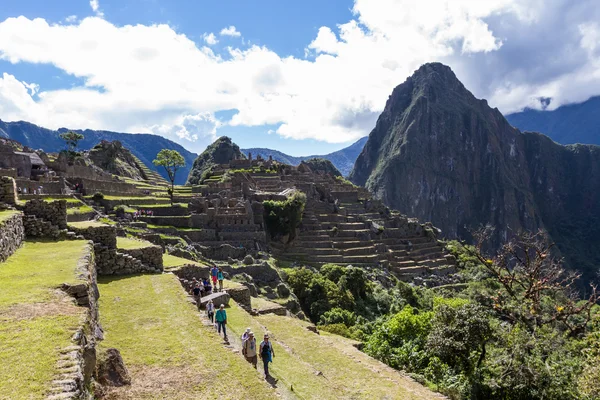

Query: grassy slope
<box><xmin>116</xmin><ymin>237</ymin><xmax>155</xmax><ymax>250</ymax></box>
<box><xmin>226</xmin><ymin>303</ymin><xmax>441</xmax><ymax>400</ymax></box>
<box><xmin>97</xmin><ymin>274</ymin><xmax>277</xmax><ymax>399</ymax></box>
<box><xmin>0</xmin><ymin>240</ymin><xmax>89</xmax><ymax>399</ymax></box>
<box><xmin>163</xmin><ymin>254</ymin><xmax>208</xmax><ymax>270</ymax></box>
<box><xmin>68</xmin><ymin>220</ymin><xmax>108</xmax><ymax>229</ymax></box>
<box><xmin>0</xmin><ymin>210</ymin><xmax>19</xmax><ymax>223</ymax></box>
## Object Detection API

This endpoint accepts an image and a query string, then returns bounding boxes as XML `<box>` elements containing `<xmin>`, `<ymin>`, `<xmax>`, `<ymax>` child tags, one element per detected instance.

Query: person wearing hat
<box><xmin>242</xmin><ymin>331</ymin><xmax>257</xmax><ymax>368</ymax></box>
<box><xmin>215</xmin><ymin>304</ymin><xmax>228</xmax><ymax>341</ymax></box>
<box><xmin>206</xmin><ymin>299</ymin><xmax>215</xmax><ymax>323</ymax></box>
<box><xmin>259</xmin><ymin>333</ymin><xmax>275</xmax><ymax>378</ymax></box>
<box><xmin>241</xmin><ymin>327</ymin><xmax>251</xmax><ymax>342</ymax></box>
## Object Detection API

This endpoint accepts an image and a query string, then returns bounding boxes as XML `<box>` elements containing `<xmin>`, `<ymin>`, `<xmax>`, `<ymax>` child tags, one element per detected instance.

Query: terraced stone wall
<box><xmin>69</xmin><ymin>177</ymin><xmax>141</xmax><ymax>197</ymax></box>
<box><xmin>119</xmin><ymin>245</ymin><xmax>164</xmax><ymax>270</ymax></box>
<box><xmin>71</xmin><ymin>225</ymin><xmax>117</xmax><ymax>249</ymax></box>
<box><xmin>21</xmin><ymin>198</ymin><xmax>67</xmax><ymax>229</ymax></box>
<box><xmin>0</xmin><ymin>211</ymin><xmax>24</xmax><ymax>262</ymax></box>
<box><xmin>54</xmin><ymin>242</ymin><xmax>100</xmax><ymax>399</ymax></box>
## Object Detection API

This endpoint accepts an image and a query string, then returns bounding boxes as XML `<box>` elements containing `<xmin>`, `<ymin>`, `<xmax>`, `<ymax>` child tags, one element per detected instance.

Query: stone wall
<box><xmin>0</xmin><ymin>211</ymin><xmax>24</xmax><ymax>262</ymax></box>
<box><xmin>94</xmin><ymin>244</ymin><xmax>162</xmax><ymax>275</ymax></box>
<box><xmin>51</xmin><ymin>242</ymin><xmax>100</xmax><ymax>399</ymax></box>
<box><xmin>227</xmin><ymin>286</ymin><xmax>251</xmax><ymax>309</ymax></box>
<box><xmin>0</xmin><ymin>168</ymin><xmax>17</xmax><ymax>178</ymax></box>
<box><xmin>21</xmin><ymin>199</ymin><xmax>67</xmax><ymax>229</ymax></box>
<box><xmin>14</xmin><ymin>178</ymin><xmax>64</xmax><ymax>196</ymax></box>
<box><xmin>118</xmin><ymin>245</ymin><xmax>163</xmax><ymax>270</ymax></box>
<box><xmin>69</xmin><ymin>177</ymin><xmax>141</xmax><ymax>197</ymax></box>
<box><xmin>0</xmin><ymin>176</ymin><xmax>17</xmax><ymax>205</ymax></box>
<box><xmin>71</xmin><ymin>225</ymin><xmax>117</xmax><ymax>249</ymax></box>
<box><xmin>22</xmin><ymin>214</ymin><xmax>62</xmax><ymax>239</ymax></box>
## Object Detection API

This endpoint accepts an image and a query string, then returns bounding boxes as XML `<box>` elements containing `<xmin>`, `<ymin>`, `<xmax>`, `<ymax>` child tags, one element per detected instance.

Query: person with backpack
<box><xmin>241</xmin><ymin>327</ymin><xmax>251</xmax><ymax>342</ymax></box>
<box><xmin>206</xmin><ymin>299</ymin><xmax>215</xmax><ymax>323</ymax></box>
<box><xmin>259</xmin><ymin>333</ymin><xmax>275</xmax><ymax>378</ymax></box>
<box><xmin>242</xmin><ymin>331</ymin><xmax>257</xmax><ymax>368</ymax></box>
<box><xmin>217</xmin><ymin>267</ymin><xmax>224</xmax><ymax>292</ymax></box>
<box><xmin>210</xmin><ymin>265</ymin><xmax>219</xmax><ymax>291</ymax></box>
<box><xmin>190</xmin><ymin>282</ymin><xmax>202</xmax><ymax>307</ymax></box>
<box><xmin>215</xmin><ymin>304</ymin><xmax>228</xmax><ymax>341</ymax></box>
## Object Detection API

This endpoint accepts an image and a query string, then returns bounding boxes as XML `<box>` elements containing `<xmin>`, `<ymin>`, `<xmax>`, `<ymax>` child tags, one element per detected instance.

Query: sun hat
<box><xmin>246</xmin><ymin>328</ymin><xmax>251</xmax><ymax>333</ymax></box>
<box><xmin>249</xmin><ymin>331</ymin><xmax>254</xmax><ymax>336</ymax></box>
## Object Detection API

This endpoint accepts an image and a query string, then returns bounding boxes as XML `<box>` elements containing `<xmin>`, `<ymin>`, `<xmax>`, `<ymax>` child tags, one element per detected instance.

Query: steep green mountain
<box><xmin>87</xmin><ymin>140</ymin><xmax>147</xmax><ymax>181</ymax></box>
<box><xmin>0</xmin><ymin>120</ymin><xmax>197</xmax><ymax>184</ymax></box>
<box><xmin>506</xmin><ymin>96</ymin><xmax>600</xmax><ymax>145</ymax></box>
<box><xmin>300</xmin><ymin>158</ymin><xmax>342</xmax><ymax>177</ymax></box>
<box><xmin>349</xmin><ymin>62</ymin><xmax>600</xmax><ymax>281</ymax></box>
<box><xmin>243</xmin><ymin>136</ymin><xmax>367</xmax><ymax>176</ymax></box>
<box><xmin>186</xmin><ymin>136</ymin><xmax>245</xmax><ymax>184</ymax></box>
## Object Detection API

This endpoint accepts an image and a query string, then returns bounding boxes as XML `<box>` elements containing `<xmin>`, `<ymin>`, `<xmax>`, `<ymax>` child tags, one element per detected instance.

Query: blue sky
<box><xmin>1</xmin><ymin>0</ymin><xmax>600</xmax><ymax>155</ymax></box>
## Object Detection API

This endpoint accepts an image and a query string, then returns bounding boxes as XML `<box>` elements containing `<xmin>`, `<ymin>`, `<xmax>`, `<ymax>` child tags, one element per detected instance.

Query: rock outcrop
<box><xmin>349</xmin><ymin>62</ymin><xmax>600</xmax><ymax>280</ymax></box>
<box><xmin>187</xmin><ymin>137</ymin><xmax>245</xmax><ymax>185</ymax></box>
<box><xmin>88</xmin><ymin>140</ymin><xmax>146</xmax><ymax>180</ymax></box>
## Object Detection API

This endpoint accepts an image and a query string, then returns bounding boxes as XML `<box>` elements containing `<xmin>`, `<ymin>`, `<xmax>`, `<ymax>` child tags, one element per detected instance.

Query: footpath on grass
<box><xmin>0</xmin><ymin>240</ymin><xmax>90</xmax><ymax>400</ymax></box>
<box><xmin>224</xmin><ymin>299</ymin><xmax>444</xmax><ymax>400</ymax></box>
<box><xmin>97</xmin><ymin>273</ymin><xmax>277</xmax><ymax>400</ymax></box>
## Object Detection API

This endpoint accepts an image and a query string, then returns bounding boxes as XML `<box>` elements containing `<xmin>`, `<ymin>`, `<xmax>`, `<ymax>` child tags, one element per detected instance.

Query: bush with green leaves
<box><xmin>263</xmin><ymin>191</ymin><xmax>306</xmax><ymax>242</ymax></box>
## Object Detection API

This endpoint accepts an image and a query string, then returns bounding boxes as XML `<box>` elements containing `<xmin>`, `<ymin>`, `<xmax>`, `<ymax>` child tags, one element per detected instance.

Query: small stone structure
<box><xmin>0</xmin><ymin>176</ymin><xmax>17</xmax><ymax>205</ymax></box>
<box><xmin>118</xmin><ymin>245</ymin><xmax>163</xmax><ymax>270</ymax></box>
<box><xmin>0</xmin><ymin>211</ymin><xmax>24</xmax><ymax>262</ymax></box>
<box><xmin>22</xmin><ymin>199</ymin><xmax>68</xmax><ymax>230</ymax></box>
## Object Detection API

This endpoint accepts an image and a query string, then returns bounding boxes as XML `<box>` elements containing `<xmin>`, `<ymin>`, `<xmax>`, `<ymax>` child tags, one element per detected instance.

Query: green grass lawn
<box><xmin>116</xmin><ymin>237</ymin><xmax>155</xmax><ymax>250</ymax></box>
<box><xmin>130</xmin><ymin>203</ymin><xmax>188</xmax><ymax>208</ymax></box>
<box><xmin>68</xmin><ymin>220</ymin><xmax>108</xmax><ymax>229</ymax></box>
<box><xmin>97</xmin><ymin>274</ymin><xmax>277</xmax><ymax>399</ymax></box>
<box><xmin>0</xmin><ymin>240</ymin><xmax>89</xmax><ymax>308</ymax></box>
<box><xmin>0</xmin><ymin>240</ymin><xmax>90</xmax><ymax>399</ymax></box>
<box><xmin>0</xmin><ymin>210</ymin><xmax>20</xmax><ymax>223</ymax></box>
<box><xmin>66</xmin><ymin>205</ymin><xmax>94</xmax><ymax>215</ymax></box>
<box><xmin>162</xmin><ymin>254</ymin><xmax>208</xmax><ymax>270</ymax></box>
<box><xmin>226</xmin><ymin>303</ymin><xmax>440</xmax><ymax>400</ymax></box>
<box><xmin>42</xmin><ymin>197</ymin><xmax>82</xmax><ymax>204</ymax></box>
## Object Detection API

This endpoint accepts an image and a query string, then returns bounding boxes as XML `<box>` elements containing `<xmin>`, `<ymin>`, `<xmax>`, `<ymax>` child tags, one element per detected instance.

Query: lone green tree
<box><xmin>153</xmin><ymin>149</ymin><xmax>185</xmax><ymax>205</ymax></box>
<box><xmin>59</xmin><ymin>131</ymin><xmax>85</xmax><ymax>153</ymax></box>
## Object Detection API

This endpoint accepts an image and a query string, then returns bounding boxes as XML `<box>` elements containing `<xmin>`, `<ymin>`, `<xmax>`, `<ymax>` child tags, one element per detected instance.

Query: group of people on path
<box><xmin>210</xmin><ymin>265</ymin><xmax>224</xmax><ymax>292</ymax></box>
<box><xmin>241</xmin><ymin>327</ymin><xmax>275</xmax><ymax>378</ymax></box>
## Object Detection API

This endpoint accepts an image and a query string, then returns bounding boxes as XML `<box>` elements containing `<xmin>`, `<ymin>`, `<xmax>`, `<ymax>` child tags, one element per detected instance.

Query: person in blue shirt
<box><xmin>217</xmin><ymin>267</ymin><xmax>224</xmax><ymax>292</ymax></box>
<box><xmin>215</xmin><ymin>304</ymin><xmax>228</xmax><ymax>341</ymax></box>
<box><xmin>210</xmin><ymin>265</ymin><xmax>219</xmax><ymax>290</ymax></box>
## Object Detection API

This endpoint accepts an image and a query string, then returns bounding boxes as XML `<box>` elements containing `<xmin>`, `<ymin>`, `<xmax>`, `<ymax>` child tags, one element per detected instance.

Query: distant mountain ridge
<box><xmin>243</xmin><ymin>136</ymin><xmax>368</xmax><ymax>176</ymax></box>
<box><xmin>0</xmin><ymin>120</ymin><xmax>198</xmax><ymax>184</ymax></box>
<box><xmin>506</xmin><ymin>96</ymin><xmax>600</xmax><ymax>145</ymax></box>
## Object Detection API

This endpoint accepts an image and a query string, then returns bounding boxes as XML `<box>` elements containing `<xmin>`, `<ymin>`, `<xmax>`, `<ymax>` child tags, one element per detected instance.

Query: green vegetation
<box><xmin>187</xmin><ymin>136</ymin><xmax>244</xmax><ymax>185</ymax></box>
<box><xmin>283</xmin><ymin>233</ymin><xmax>600</xmax><ymax>400</ymax></box>
<box><xmin>162</xmin><ymin>254</ymin><xmax>206</xmax><ymax>270</ymax></box>
<box><xmin>0</xmin><ymin>209</ymin><xmax>19</xmax><ymax>223</ymax></box>
<box><xmin>116</xmin><ymin>237</ymin><xmax>154</xmax><ymax>250</ymax></box>
<box><xmin>98</xmin><ymin>274</ymin><xmax>276</xmax><ymax>398</ymax></box>
<box><xmin>59</xmin><ymin>130</ymin><xmax>84</xmax><ymax>153</ymax></box>
<box><xmin>226</xmin><ymin>302</ymin><xmax>438</xmax><ymax>399</ymax></box>
<box><xmin>0</xmin><ymin>315</ymin><xmax>81</xmax><ymax>399</ymax></box>
<box><xmin>0</xmin><ymin>240</ymin><xmax>89</xmax><ymax>398</ymax></box>
<box><xmin>0</xmin><ymin>240</ymin><xmax>89</xmax><ymax>307</ymax></box>
<box><xmin>153</xmin><ymin>149</ymin><xmax>186</xmax><ymax>205</ymax></box>
<box><xmin>66</xmin><ymin>204</ymin><xmax>94</xmax><ymax>215</ymax></box>
<box><xmin>263</xmin><ymin>191</ymin><xmax>306</xmax><ymax>243</ymax></box>
<box><xmin>68</xmin><ymin>220</ymin><xmax>108</xmax><ymax>229</ymax></box>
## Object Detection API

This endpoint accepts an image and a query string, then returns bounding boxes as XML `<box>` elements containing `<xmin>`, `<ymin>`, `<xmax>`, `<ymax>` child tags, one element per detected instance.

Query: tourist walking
<box><xmin>206</xmin><ymin>299</ymin><xmax>215</xmax><ymax>323</ymax></box>
<box><xmin>217</xmin><ymin>267</ymin><xmax>224</xmax><ymax>292</ymax></box>
<box><xmin>260</xmin><ymin>334</ymin><xmax>275</xmax><ymax>378</ymax></box>
<box><xmin>242</xmin><ymin>327</ymin><xmax>251</xmax><ymax>342</ymax></box>
<box><xmin>215</xmin><ymin>304</ymin><xmax>228</xmax><ymax>341</ymax></box>
<box><xmin>210</xmin><ymin>265</ymin><xmax>219</xmax><ymax>291</ymax></box>
<box><xmin>242</xmin><ymin>331</ymin><xmax>258</xmax><ymax>369</ymax></box>
<box><xmin>203</xmin><ymin>278</ymin><xmax>212</xmax><ymax>294</ymax></box>
<box><xmin>190</xmin><ymin>282</ymin><xmax>202</xmax><ymax>306</ymax></box>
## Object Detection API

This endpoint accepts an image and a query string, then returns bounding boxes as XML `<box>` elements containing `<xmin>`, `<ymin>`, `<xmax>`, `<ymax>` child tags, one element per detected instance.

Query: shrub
<box><xmin>319</xmin><ymin>308</ymin><xmax>357</xmax><ymax>326</ymax></box>
<box><xmin>263</xmin><ymin>191</ymin><xmax>306</xmax><ymax>242</ymax></box>
<box><xmin>92</xmin><ymin>192</ymin><xmax>104</xmax><ymax>202</ymax></box>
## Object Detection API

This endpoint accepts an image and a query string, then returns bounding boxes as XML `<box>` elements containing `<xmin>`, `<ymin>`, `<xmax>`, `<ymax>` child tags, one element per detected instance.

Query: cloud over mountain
<box><xmin>0</xmin><ymin>0</ymin><xmax>599</xmax><ymax>151</ymax></box>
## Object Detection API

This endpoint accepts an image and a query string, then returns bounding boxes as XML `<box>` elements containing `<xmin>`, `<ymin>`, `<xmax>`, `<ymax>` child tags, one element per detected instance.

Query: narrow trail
<box><xmin>194</xmin><ymin>302</ymin><xmax>299</xmax><ymax>400</ymax></box>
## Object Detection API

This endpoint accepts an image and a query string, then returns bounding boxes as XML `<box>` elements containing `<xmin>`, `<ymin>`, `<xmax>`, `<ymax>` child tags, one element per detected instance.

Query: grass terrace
<box><xmin>116</xmin><ymin>237</ymin><xmax>155</xmax><ymax>250</ymax></box>
<box><xmin>162</xmin><ymin>254</ymin><xmax>208</xmax><ymax>270</ymax></box>
<box><xmin>226</xmin><ymin>302</ymin><xmax>440</xmax><ymax>400</ymax></box>
<box><xmin>0</xmin><ymin>209</ymin><xmax>20</xmax><ymax>223</ymax></box>
<box><xmin>66</xmin><ymin>205</ymin><xmax>95</xmax><ymax>215</ymax></box>
<box><xmin>0</xmin><ymin>240</ymin><xmax>90</xmax><ymax>398</ymax></box>
<box><xmin>68</xmin><ymin>220</ymin><xmax>108</xmax><ymax>229</ymax></box>
<box><xmin>97</xmin><ymin>274</ymin><xmax>276</xmax><ymax>399</ymax></box>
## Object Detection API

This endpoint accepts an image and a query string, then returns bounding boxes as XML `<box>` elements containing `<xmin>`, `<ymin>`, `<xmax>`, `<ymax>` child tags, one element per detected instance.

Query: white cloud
<box><xmin>0</xmin><ymin>1</ymin><xmax>600</xmax><ymax>151</ymax></box>
<box><xmin>203</xmin><ymin>32</ymin><xmax>218</xmax><ymax>45</ymax></box>
<box><xmin>220</xmin><ymin>25</ymin><xmax>241</xmax><ymax>37</ymax></box>
<box><xmin>89</xmin><ymin>0</ymin><xmax>103</xmax><ymax>17</ymax></box>
<box><xmin>65</xmin><ymin>15</ymin><xmax>78</xmax><ymax>23</ymax></box>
